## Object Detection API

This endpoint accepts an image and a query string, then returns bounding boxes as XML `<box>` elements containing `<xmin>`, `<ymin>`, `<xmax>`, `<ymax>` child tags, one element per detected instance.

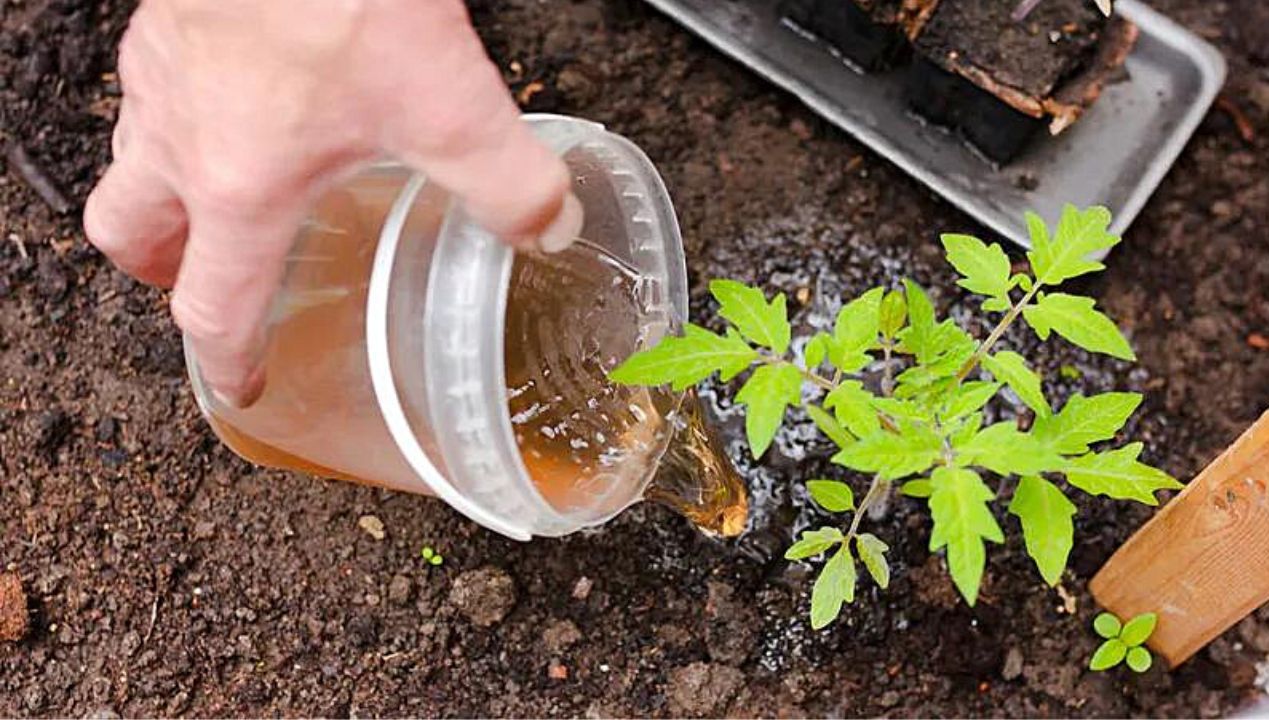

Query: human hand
<box><xmin>84</xmin><ymin>0</ymin><xmax>580</xmax><ymax>407</ymax></box>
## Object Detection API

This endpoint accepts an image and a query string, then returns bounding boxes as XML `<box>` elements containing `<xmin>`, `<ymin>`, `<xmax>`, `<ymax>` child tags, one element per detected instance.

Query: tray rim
<box><xmin>642</xmin><ymin>0</ymin><xmax>1228</xmax><ymax>251</ymax></box>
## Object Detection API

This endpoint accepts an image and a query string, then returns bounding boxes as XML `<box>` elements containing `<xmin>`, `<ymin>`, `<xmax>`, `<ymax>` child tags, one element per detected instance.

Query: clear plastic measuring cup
<box><xmin>185</xmin><ymin>115</ymin><xmax>697</xmax><ymax>540</ymax></box>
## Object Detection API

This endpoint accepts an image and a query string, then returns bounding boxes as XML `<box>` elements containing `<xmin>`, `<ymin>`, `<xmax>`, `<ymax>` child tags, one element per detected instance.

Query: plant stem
<box><xmin>880</xmin><ymin>342</ymin><xmax>895</xmax><ymax>398</ymax></box>
<box><xmin>848</xmin><ymin>475</ymin><xmax>889</xmax><ymax>538</ymax></box>
<box><xmin>759</xmin><ymin>354</ymin><xmax>837</xmax><ymax>392</ymax></box>
<box><xmin>955</xmin><ymin>283</ymin><xmax>1041</xmax><ymax>382</ymax></box>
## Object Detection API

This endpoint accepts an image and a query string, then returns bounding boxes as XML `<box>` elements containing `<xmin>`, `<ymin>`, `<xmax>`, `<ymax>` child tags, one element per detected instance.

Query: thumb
<box><xmin>377</xmin><ymin>3</ymin><xmax>581</xmax><ymax>251</ymax></box>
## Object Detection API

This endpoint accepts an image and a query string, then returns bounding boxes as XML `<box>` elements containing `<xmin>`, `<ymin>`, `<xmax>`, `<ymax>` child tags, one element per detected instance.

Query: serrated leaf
<box><xmin>1033</xmin><ymin>392</ymin><xmax>1142</xmax><ymax>455</ymax></box>
<box><xmin>735</xmin><ymin>364</ymin><xmax>803</xmax><ymax>459</ymax></box>
<box><xmin>871</xmin><ymin>396</ymin><xmax>933</xmax><ymax>424</ymax></box>
<box><xmin>958</xmin><ymin>422</ymin><xmax>1064</xmax><ymax>476</ymax></box>
<box><xmin>942</xmin><ymin>381</ymin><xmax>1001</xmax><ymax>421</ymax></box>
<box><xmin>982</xmin><ymin>351</ymin><xmax>1051</xmax><ymax>417</ymax></box>
<box><xmin>982</xmin><ymin>296</ymin><xmax>1012</xmax><ymax>313</ymax></box>
<box><xmin>785</xmin><ymin>526</ymin><xmax>844</xmax><ymax>560</ymax></box>
<box><xmin>610</xmin><ymin>324</ymin><xmax>758</xmax><ymax>391</ymax></box>
<box><xmin>1126</xmin><ymin>646</ymin><xmax>1152</xmax><ymax>673</ymax></box>
<box><xmin>710</xmin><ymin>279</ymin><xmax>792</xmax><ymax>354</ymax></box>
<box><xmin>1090</xmin><ymin>638</ymin><xmax>1127</xmax><ymax>671</ymax></box>
<box><xmin>928</xmin><ymin>467</ymin><xmax>1003</xmax><ymax>606</ymax></box>
<box><xmin>834</xmin><ymin>287</ymin><xmax>884</xmax><ymax>355</ymax></box>
<box><xmin>950</xmin><ymin>412</ymin><xmax>984</xmax><ymax>449</ymax></box>
<box><xmin>824</xmin><ymin>380</ymin><xmax>881</xmax><ymax>438</ymax></box>
<box><xmin>942</xmin><ymin>233</ymin><xmax>1012</xmax><ymax>299</ymax></box>
<box><xmin>1120</xmin><ymin>613</ymin><xmax>1157</xmax><ymax>647</ymax></box>
<box><xmin>901</xmin><ymin>479</ymin><xmax>933</xmax><ymax>498</ymax></box>
<box><xmin>1094</xmin><ymin>612</ymin><xmax>1122</xmax><ymax>639</ymax></box>
<box><xmin>897</xmin><ymin>280</ymin><xmax>940</xmax><ymax>363</ymax></box>
<box><xmin>855</xmin><ymin>533</ymin><xmax>891</xmax><ymax>589</ymax></box>
<box><xmin>807</xmin><ymin>480</ymin><xmax>855</xmax><ymax>512</ymax></box>
<box><xmin>1008</xmin><ymin>476</ymin><xmax>1076</xmax><ymax>586</ymax></box>
<box><xmin>1027</xmin><ymin>205</ymin><xmax>1120</xmax><ymax>286</ymax></box>
<box><xmin>806</xmin><ymin>403</ymin><xmax>853</xmax><ymax>449</ymax></box>
<box><xmin>810</xmin><ymin>545</ymin><xmax>856</xmax><ymax>629</ymax></box>
<box><xmin>805</xmin><ymin>333</ymin><xmax>829</xmax><ymax>369</ymax></box>
<box><xmin>832</xmin><ymin>426</ymin><xmax>942</xmax><ymax>480</ymax></box>
<box><xmin>1023</xmin><ymin>292</ymin><xmax>1135</xmax><ymax>361</ymax></box>
<box><xmin>880</xmin><ymin>289</ymin><xmax>907</xmax><ymax>339</ymax></box>
<box><xmin>1064</xmin><ymin>443</ymin><xmax>1182</xmax><ymax>505</ymax></box>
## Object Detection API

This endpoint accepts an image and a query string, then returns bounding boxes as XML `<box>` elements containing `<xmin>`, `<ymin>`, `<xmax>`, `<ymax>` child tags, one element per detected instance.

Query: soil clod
<box><xmin>449</xmin><ymin>566</ymin><xmax>517</xmax><ymax>627</ymax></box>
<box><xmin>666</xmin><ymin>662</ymin><xmax>743</xmax><ymax>717</ymax></box>
<box><xmin>0</xmin><ymin>572</ymin><xmax>29</xmax><ymax>642</ymax></box>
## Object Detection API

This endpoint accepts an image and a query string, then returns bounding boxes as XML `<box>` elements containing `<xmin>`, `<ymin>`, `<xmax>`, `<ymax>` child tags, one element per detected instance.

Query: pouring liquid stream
<box><xmin>505</xmin><ymin>239</ymin><xmax>749</xmax><ymax>536</ymax></box>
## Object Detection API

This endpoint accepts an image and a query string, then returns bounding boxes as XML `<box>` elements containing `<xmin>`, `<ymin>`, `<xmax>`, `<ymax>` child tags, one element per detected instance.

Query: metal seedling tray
<box><xmin>643</xmin><ymin>0</ymin><xmax>1226</xmax><ymax>251</ymax></box>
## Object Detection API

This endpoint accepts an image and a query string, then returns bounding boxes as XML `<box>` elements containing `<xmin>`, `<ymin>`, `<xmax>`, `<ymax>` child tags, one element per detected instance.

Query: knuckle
<box><xmin>171</xmin><ymin>292</ymin><xmax>249</xmax><ymax>352</ymax></box>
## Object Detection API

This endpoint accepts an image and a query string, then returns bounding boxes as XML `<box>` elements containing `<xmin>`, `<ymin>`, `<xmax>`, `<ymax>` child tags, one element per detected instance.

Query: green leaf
<box><xmin>834</xmin><ymin>287</ymin><xmax>884</xmax><ymax>355</ymax></box>
<box><xmin>710</xmin><ymin>279</ymin><xmax>792</xmax><ymax>354</ymax></box>
<box><xmin>950</xmin><ymin>413</ymin><xmax>984</xmax><ymax>450</ymax></box>
<box><xmin>941</xmin><ymin>233</ymin><xmax>1012</xmax><ymax>299</ymax></box>
<box><xmin>1064</xmin><ymin>443</ymin><xmax>1182</xmax><ymax>505</ymax></box>
<box><xmin>897</xmin><ymin>280</ymin><xmax>940</xmax><ymax>363</ymax></box>
<box><xmin>855</xmin><ymin>533</ymin><xmax>891</xmax><ymax>590</ymax></box>
<box><xmin>1008</xmin><ymin>476</ymin><xmax>1076</xmax><ymax>586</ymax></box>
<box><xmin>1023</xmin><ymin>293</ymin><xmax>1136</xmax><ymax>361</ymax></box>
<box><xmin>609</xmin><ymin>324</ymin><xmax>758</xmax><ymax>391</ymax></box>
<box><xmin>901</xmin><ymin>479</ymin><xmax>933</xmax><ymax>498</ymax></box>
<box><xmin>928</xmin><ymin>467</ymin><xmax>1003</xmax><ymax>605</ymax></box>
<box><xmin>941</xmin><ymin>381</ymin><xmax>1001</xmax><ymax>422</ymax></box>
<box><xmin>1120</xmin><ymin>612</ymin><xmax>1158</xmax><ymax>647</ymax></box>
<box><xmin>1126</xmin><ymin>646</ymin><xmax>1152</xmax><ymax>673</ymax></box>
<box><xmin>1027</xmin><ymin>205</ymin><xmax>1120</xmax><ymax>286</ymax></box>
<box><xmin>785</xmin><ymin>526</ymin><xmax>844</xmax><ymax>560</ymax></box>
<box><xmin>807</xmin><ymin>480</ymin><xmax>855</xmax><ymax>512</ymax></box>
<box><xmin>805</xmin><ymin>333</ymin><xmax>829</xmax><ymax>369</ymax></box>
<box><xmin>1094</xmin><ymin>612</ymin><xmax>1122</xmax><ymax>639</ymax></box>
<box><xmin>982</xmin><ymin>351</ymin><xmax>1052</xmax><ymax>417</ymax></box>
<box><xmin>735</xmin><ymin>364</ymin><xmax>803</xmax><ymax>459</ymax></box>
<box><xmin>805</xmin><ymin>403</ymin><xmax>853</xmax><ymax>449</ymax></box>
<box><xmin>1033</xmin><ymin>392</ymin><xmax>1142</xmax><ymax>455</ymax></box>
<box><xmin>871</xmin><ymin>396</ymin><xmax>934</xmax><ymax>424</ymax></box>
<box><xmin>824</xmin><ymin>381</ymin><xmax>882</xmax><ymax>438</ymax></box>
<box><xmin>982</xmin><ymin>296</ymin><xmax>1012</xmax><ymax>313</ymax></box>
<box><xmin>833</xmin><ymin>426</ymin><xmax>942</xmax><ymax>480</ymax></box>
<box><xmin>1090</xmin><ymin>638</ymin><xmax>1127</xmax><ymax>671</ymax></box>
<box><xmin>810</xmin><ymin>545</ymin><xmax>857</xmax><ymax>629</ymax></box>
<box><xmin>880</xmin><ymin>289</ymin><xmax>907</xmax><ymax>340</ymax></box>
<box><xmin>958</xmin><ymin>422</ymin><xmax>1064</xmax><ymax>476</ymax></box>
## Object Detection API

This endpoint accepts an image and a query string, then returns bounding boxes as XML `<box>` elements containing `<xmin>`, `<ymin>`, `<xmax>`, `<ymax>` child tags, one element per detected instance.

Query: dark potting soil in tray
<box><xmin>1</xmin><ymin>0</ymin><xmax>1267</xmax><ymax>716</ymax></box>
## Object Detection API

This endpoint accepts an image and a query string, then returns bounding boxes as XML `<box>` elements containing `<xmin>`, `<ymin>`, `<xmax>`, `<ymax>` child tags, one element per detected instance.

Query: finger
<box><xmin>378</xmin><ymin>1</ymin><xmax>581</xmax><ymax>251</ymax></box>
<box><xmin>170</xmin><ymin>201</ymin><xmax>304</xmax><ymax>408</ymax></box>
<box><xmin>84</xmin><ymin>150</ymin><xmax>189</xmax><ymax>288</ymax></box>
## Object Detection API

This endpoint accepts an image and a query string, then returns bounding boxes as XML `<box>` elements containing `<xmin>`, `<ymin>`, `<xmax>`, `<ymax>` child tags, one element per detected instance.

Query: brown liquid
<box><xmin>504</xmin><ymin>243</ymin><xmax>749</xmax><ymax>536</ymax></box>
<box><xmin>203</xmin><ymin>168</ymin><xmax>748</xmax><ymax>535</ymax></box>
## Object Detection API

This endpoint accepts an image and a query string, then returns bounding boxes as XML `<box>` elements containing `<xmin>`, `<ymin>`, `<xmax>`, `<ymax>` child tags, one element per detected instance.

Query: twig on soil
<box><xmin>142</xmin><ymin>589</ymin><xmax>160</xmax><ymax>645</ymax></box>
<box><xmin>7</xmin><ymin>234</ymin><xmax>28</xmax><ymax>260</ymax></box>
<box><xmin>1216</xmin><ymin>95</ymin><xmax>1256</xmax><ymax>144</ymax></box>
<box><xmin>5</xmin><ymin>143</ymin><xmax>73</xmax><ymax>215</ymax></box>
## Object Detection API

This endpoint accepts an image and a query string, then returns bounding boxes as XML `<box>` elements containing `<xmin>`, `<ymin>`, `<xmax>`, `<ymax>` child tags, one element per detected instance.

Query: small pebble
<box><xmin>357</xmin><ymin>515</ymin><xmax>386</xmax><ymax>541</ymax></box>
<box><xmin>548</xmin><ymin>662</ymin><xmax>569</xmax><ymax>680</ymax></box>
<box><xmin>572</xmin><ymin>576</ymin><xmax>593</xmax><ymax>601</ymax></box>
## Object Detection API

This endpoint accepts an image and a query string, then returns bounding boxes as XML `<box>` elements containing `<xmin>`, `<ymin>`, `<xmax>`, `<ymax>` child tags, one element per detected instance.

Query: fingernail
<box><xmin>211</xmin><ymin>362</ymin><xmax>267</xmax><ymax>410</ymax></box>
<box><xmin>537</xmin><ymin>191</ymin><xmax>583</xmax><ymax>254</ymax></box>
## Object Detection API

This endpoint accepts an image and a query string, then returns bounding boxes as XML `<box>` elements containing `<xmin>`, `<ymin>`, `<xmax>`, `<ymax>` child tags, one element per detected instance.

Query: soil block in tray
<box><xmin>907</xmin><ymin>0</ymin><xmax>1139</xmax><ymax>163</ymax></box>
<box><xmin>782</xmin><ymin>0</ymin><xmax>938</xmax><ymax>71</ymax></box>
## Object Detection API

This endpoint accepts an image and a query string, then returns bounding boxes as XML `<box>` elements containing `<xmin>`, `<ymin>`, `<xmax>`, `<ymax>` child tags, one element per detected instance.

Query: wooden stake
<box><xmin>1090</xmin><ymin>409</ymin><xmax>1269</xmax><ymax>668</ymax></box>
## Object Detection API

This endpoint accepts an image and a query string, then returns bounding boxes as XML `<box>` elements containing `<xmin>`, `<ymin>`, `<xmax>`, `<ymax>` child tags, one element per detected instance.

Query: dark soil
<box><xmin>915</xmin><ymin>0</ymin><xmax>1106</xmax><ymax>99</ymax></box>
<box><xmin>2</xmin><ymin>0</ymin><xmax>1267</xmax><ymax>716</ymax></box>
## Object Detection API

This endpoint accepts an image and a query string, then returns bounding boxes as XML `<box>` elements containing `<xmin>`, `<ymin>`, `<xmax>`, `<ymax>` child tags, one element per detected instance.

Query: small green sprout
<box><xmin>420</xmin><ymin>546</ymin><xmax>444</xmax><ymax>566</ymax></box>
<box><xmin>1090</xmin><ymin>611</ymin><xmax>1156</xmax><ymax>672</ymax></box>
<box><xmin>1059</xmin><ymin>364</ymin><xmax>1083</xmax><ymax>380</ymax></box>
